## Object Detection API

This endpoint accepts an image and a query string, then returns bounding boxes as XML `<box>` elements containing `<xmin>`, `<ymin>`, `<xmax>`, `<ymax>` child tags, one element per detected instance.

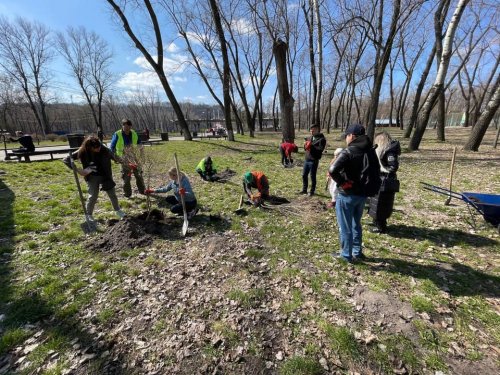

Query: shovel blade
<box><xmin>182</xmin><ymin>217</ymin><xmax>189</xmax><ymax>236</ymax></box>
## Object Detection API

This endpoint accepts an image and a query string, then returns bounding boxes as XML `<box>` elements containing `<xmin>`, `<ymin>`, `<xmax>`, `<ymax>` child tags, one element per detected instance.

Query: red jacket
<box><xmin>281</xmin><ymin>142</ymin><xmax>298</xmax><ymax>158</ymax></box>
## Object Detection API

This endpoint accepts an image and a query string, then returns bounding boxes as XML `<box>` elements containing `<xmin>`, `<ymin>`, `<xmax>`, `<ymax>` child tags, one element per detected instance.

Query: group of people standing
<box><xmin>64</xmin><ymin>119</ymin><xmax>400</xmax><ymax>263</ymax></box>
<box><xmin>277</xmin><ymin>124</ymin><xmax>401</xmax><ymax>263</ymax></box>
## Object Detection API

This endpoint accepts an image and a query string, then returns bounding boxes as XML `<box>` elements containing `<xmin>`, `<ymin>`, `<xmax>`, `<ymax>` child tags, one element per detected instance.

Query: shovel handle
<box><xmin>238</xmin><ymin>195</ymin><xmax>244</xmax><ymax>210</ymax></box>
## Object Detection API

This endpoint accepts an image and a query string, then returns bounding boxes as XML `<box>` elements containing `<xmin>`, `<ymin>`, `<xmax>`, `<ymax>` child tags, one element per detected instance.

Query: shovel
<box><xmin>445</xmin><ymin>147</ymin><xmax>457</xmax><ymax>206</ymax></box>
<box><xmin>234</xmin><ymin>194</ymin><xmax>246</xmax><ymax>215</ymax></box>
<box><xmin>173</xmin><ymin>153</ymin><xmax>189</xmax><ymax>236</ymax></box>
<box><xmin>69</xmin><ymin>151</ymin><xmax>94</xmax><ymax>232</ymax></box>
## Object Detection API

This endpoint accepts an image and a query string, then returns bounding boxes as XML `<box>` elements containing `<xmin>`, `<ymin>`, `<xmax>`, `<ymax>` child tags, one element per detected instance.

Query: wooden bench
<box><xmin>5</xmin><ymin>148</ymin><xmax>78</xmax><ymax>162</ymax></box>
<box><xmin>196</xmin><ymin>134</ymin><xmax>228</xmax><ymax>140</ymax></box>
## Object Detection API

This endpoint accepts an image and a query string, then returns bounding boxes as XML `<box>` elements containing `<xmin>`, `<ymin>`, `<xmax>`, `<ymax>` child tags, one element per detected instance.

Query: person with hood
<box><xmin>328</xmin><ymin>124</ymin><xmax>377</xmax><ymax>263</ymax></box>
<box><xmin>279</xmin><ymin>140</ymin><xmax>299</xmax><ymax>167</ymax></box>
<box><xmin>300</xmin><ymin>124</ymin><xmax>326</xmax><ymax>196</ymax></box>
<box><xmin>196</xmin><ymin>156</ymin><xmax>219</xmax><ymax>181</ymax></box>
<box><xmin>63</xmin><ymin>136</ymin><xmax>125</xmax><ymax>223</ymax></box>
<box><xmin>145</xmin><ymin>167</ymin><xmax>198</xmax><ymax>218</ymax></box>
<box><xmin>10</xmin><ymin>131</ymin><xmax>35</xmax><ymax>153</ymax></box>
<box><xmin>243</xmin><ymin>171</ymin><xmax>270</xmax><ymax>206</ymax></box>
<box><xmin>368</xmin><ymin>131</ymin><xmax>401</xmax><ymax>233</ymax></box>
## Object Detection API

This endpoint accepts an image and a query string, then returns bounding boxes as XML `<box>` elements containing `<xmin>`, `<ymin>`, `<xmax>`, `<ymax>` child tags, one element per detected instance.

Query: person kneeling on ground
<box><xmin>243</xmin><ymin>171</ymin><xmax>270</xmax><ymax>206</ymax></box>
<box><xmin>279</xmin><ymin>141</ymin><xmax>298</xmax><ymax>167</ymax></box>
<box><xmin>10</xmin><ymin>131</ymin><xmax>35</xmax><ymax>153</ymax></box>
<box><xmin>145</xmin><ymin>167</ymin><xmax>198</xmax><ymax>218</ymax></box>
<box><xmin>63</xmin><ymin>136</ymin><xmax>126</xmax><ymax>222</ymax></box>
<box><xmin>195</xmin><ymin>156</ymin><xmax>219</xmax><ymax>181</ymax></box>
<box><xmin>326</xmin><ymin>148</ymin><xmax>344</xmax><ymax>208</ymax></box>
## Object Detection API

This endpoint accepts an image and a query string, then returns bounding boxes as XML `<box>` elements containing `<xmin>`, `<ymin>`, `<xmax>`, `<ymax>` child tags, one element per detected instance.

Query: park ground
<box><xmin>0</xmin><ymin>127</ymin><xmax>499</xmax><ymax>375</ymax></box>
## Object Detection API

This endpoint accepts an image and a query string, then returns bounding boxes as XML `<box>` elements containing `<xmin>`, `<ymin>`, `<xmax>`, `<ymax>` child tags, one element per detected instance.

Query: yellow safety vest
<box><xmin>114</xmin><ymin>130</ymin><xmax>138</xmax><ymax>157</ymax></box>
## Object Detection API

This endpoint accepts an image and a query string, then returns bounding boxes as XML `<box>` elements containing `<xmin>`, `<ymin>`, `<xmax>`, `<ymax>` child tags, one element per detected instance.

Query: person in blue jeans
<box><xmin>328</xmin><ymin>124</ymin><xmax>374</xmax><ymax>262</ymax></box>
<box><xmin>300</xmin><ymin>125</ymin><xmax>326</xmax><ymax>196</ymax></box>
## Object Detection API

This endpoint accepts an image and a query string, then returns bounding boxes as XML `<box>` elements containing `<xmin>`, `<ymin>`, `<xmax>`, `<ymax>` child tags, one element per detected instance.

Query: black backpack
<box><xmin>360</xmin><ymin>147</ymin><xmax>382</xmax><ymax>197</ymax></box>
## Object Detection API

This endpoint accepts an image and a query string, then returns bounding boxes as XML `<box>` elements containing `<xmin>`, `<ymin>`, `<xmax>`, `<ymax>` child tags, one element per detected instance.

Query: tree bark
<box><xmin>209</xmin><ymin>0</ymin><xmax>234</xmax><ymax>141</ymax></box>
<box><xmin>463</xmin><ymin>73</ymin><xmax>500</xmax><ymax>151</ymax></box>
<box><xmin>273</xmin><ymin>39</ymin><xmax>295</xmax><ymax>142</ymax></box>
<box><xmin>409</xmin><ymin>0</ymin><xmax>470</xmax><ymax>151</ymax></box>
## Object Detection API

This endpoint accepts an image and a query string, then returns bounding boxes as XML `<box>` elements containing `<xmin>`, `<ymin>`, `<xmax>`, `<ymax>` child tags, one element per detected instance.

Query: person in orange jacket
<box><xmin>243</xmin><ymin>171</ymin><xmax>270</xmax><ymax>206</ymax></box>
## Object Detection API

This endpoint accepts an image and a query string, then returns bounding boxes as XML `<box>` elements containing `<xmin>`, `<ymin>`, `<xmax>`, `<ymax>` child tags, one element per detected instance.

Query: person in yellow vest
<box><xmin>110</xmin><ymin>118</ymin><xmax>146</xmax><ymax>198</ymax></box>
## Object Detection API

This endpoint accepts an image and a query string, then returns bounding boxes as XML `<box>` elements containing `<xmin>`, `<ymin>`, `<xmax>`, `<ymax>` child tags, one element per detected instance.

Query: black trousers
<box><xmin>165</xmin><ymin>195</ymin><xmax>197</xmax><ymax>215</ymax></box>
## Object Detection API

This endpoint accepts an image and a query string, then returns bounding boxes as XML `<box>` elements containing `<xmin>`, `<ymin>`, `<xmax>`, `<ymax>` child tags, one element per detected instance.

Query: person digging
<box><xmin>243</xmin><ymin>171</ymin><xmax>270</xmax><ymax>207</ymax></box>
<box><xmin>63</xmin><ymin>136</ymin><xmax>126</xmax><ymax>224</ymax></box>
<box><xmin>195</xmin><ymin>156</ymin><xmax>220</xmax><ymax>182</ymax></box>
<box><xmin>145</xmin><ymin>167</ymin><xmax>198</xmax><ymax>219</ymax></box>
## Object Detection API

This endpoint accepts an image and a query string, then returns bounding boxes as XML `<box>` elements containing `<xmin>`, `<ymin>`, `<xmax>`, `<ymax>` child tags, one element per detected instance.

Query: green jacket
<box><xmin>195</xmin><ymin>158</ymin><xmax>217</xmax><ymax>174</ymax></box>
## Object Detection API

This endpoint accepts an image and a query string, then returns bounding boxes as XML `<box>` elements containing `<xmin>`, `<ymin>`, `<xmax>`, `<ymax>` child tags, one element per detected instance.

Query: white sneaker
<box><xmin>116</xmin><ymin>210</ymin><xmax>126</xmax><ymax>219</ymax></box>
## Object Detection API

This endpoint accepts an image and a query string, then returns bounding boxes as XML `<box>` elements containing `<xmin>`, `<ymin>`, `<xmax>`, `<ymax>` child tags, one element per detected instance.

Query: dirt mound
<box><xmin>216</xmin><ymin>168</ymin><xmax>237</xmax><ymax>181</ymax></box>
<box><xmin>88</xmin><ymin>209</ymin><xmax>179</xmax><ymax>253</ymax></box>
<box><xmin>353</xmin><ymin>286</ymin><xmax>417</xmax><ymax>339</ymax></box>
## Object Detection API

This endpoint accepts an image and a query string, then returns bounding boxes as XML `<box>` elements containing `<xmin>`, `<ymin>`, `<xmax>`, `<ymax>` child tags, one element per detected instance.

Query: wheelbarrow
<box><xmin>421</xmin><ymin>182</ymin><xmax>500</xmax><ymax>232</ymax></box>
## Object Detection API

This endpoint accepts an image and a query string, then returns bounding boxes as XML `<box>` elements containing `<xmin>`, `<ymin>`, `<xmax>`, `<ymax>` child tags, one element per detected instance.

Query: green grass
<box><xmin>320</xmin><ymin>322</ymin><xmax>360</xmax><ymax>360</ymax></box>
<box><xmin>279</xmin><ymin>356</ymin><xmax>323</xmax><ymax>375</ymax></box>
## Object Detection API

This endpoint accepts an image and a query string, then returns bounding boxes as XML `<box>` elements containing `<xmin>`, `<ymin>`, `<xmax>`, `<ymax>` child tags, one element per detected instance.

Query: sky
<box><xmin>0</xmin><ymin>0</ymin><xmax>218</xmax><ymax>104</ymax></box>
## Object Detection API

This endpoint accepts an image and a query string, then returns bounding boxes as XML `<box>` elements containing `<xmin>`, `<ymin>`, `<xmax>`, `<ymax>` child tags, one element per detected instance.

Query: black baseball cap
<box><xmin>343</xmin><ymin>124</ymin><xmax>365</xmax><ymax>138</ymax></box>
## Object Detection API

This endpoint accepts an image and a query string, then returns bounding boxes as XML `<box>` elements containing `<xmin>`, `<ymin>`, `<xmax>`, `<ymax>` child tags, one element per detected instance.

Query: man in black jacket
<box><xmin>300</xmin><ymin>125</ymin><xmax>326</xmax><ymax>196</ymax></box>
<box><xmin>10</xmin><ymin>131</ymin><xmax>35</xmax><ymax>153</ymax></box>
<box><xmin>328</xmin><ymin>124</ymin><xmax>373</xmax><ymax>263</ymax></box>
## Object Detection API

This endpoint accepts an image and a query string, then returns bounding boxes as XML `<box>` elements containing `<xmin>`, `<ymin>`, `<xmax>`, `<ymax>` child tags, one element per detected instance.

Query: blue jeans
<box><xmin>335</xmin><ymin>193</ymin><xmax>366</xmax><ymax>260</ymax></box>
<box><xmin>302</xmin><ymin>159</ymin><xmax>319</xmax><ymax>193</ymax></box>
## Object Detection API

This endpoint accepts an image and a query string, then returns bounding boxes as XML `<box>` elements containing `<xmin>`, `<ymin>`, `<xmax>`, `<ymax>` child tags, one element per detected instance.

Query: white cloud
<box><xmin>118</xmin><ymin>71</ymin><xmax>161</xmax><ymax>89</ymax></box>
<box><xmin>196</xmin><ymin>95</ymin><xmax>207</xmax><ymax>100</ymax></box>
<box><xmin>172</xmin><ymin>76</ymin><xmax>187</xmax><ymax>82</ymax></box>
<box><xmin>230</xmin><ymin>18</ymin><xmax>255</xmax><ymax>35</ymax></box>
<box><xmin>133</xmin><ymin>54</ymin><xmax>189</xmax><ymax>75</ymax></box>
<box><xmin>166</xmin><ymin>42</ymin><xmax>179</xmax><ymax>53</ymax></box>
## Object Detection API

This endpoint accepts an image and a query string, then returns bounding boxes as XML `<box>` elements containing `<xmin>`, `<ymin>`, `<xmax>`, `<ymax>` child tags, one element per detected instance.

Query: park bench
<box><xmin>5</xmin><ymin>147</ymin><xmax>78</xmax><ymax>162</ymax></box>
<box><xmin>196</xmin><ymin>134</ymin><xmax>228</xmax><ymax>140</ymax></box>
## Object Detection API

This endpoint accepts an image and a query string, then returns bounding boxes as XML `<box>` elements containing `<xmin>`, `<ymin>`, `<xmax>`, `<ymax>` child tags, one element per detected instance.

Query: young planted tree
<box><xmin>0</xmin><ymin>17</ymin><xmax>53</xmax><ymax>135</ymax></box>
<box><xmin>106</xmin><ymin>0</ymin><xmax>192</xmax><ymax>140</ymax></box>
<box><xmin>57</xmin><ymin>27</ymin><xmax>114</xmax><ymax>137</ymax></box>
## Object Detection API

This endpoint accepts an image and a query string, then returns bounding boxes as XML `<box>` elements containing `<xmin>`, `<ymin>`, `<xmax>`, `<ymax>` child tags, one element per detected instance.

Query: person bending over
<box><xmin>243</xmin><ymin>171</ymin><xmax>270</xmax><ymax>206</ymax></box>
<box><xmin>196</xmin><ymin>156</ymin><xmax>219</xmax><ymax>181</ymax></box>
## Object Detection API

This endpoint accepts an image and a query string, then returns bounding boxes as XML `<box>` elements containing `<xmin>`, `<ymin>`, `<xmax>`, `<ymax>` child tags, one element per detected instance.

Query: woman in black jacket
<box><xmin>63</xmin><ymin>136</ymin><xmax>125</xmax><ymax>222</ymax></box>
<box><xmin>368</xmin><ymin>131</ymin><xmax>401</xmax><ymax>233</ymax></box>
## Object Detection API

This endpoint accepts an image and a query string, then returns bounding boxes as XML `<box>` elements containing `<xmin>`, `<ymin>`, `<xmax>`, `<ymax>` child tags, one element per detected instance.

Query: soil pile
<box><xmin>88</xmin><ymin>210</ymin><xmax>178</xmax><ymax>253</ymax></box>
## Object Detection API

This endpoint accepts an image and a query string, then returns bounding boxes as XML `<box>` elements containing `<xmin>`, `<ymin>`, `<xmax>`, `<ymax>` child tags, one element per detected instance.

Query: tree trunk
<box><xmin>273</xmin><ymin>40</ymin><xmax>295</xmax><ymax>142</ymax></box>
<box><xmin>209</xmin><ymin>0</ymin><xmax>234</xmax><ymax>141</ymax></box>
<box><xmin>409</xmin><ymin>0</ymin><xmax>469</xmax><ymax>151</ymax></box>
<box><xmin>463</xmin><ymin>74</ymin><xmax>500</xmax><ymax>151</ymax></box>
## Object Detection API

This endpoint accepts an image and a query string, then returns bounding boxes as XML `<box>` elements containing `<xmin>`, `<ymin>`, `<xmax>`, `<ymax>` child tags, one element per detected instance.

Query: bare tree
<box><xmin>463</xmin><ymin>72</ymin><xmax>500</xmax><ymax>151</ymax></box>
<box><xmin>106</xmin><ymin>0</ymin><xmax>192</xmax><ymax>140</ymax></box>
<box><xmin>209</xmin><ymin>0</ymin><xmax>234</xmax><ymax>140</ymax></box>
<box><xmin>0</xmin><ymin>17</ymin><xmax>53</xmax><ymax>135</ymax></box>
<box><xmin>409</xmin><ymin>0</ymin><xmax>470</xmax><ymax>151</ymax></box>
<box><xmin>57</xmin><ymin>26</ymin><xmax>114</xmax><ymax>137</ymax></box>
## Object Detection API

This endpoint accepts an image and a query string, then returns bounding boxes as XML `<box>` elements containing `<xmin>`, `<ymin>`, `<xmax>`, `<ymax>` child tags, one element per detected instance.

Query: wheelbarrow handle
<box><xmin>420</xmin><ymin>182</ymin><xmax>464</xmax><ymax>201</ymax></box>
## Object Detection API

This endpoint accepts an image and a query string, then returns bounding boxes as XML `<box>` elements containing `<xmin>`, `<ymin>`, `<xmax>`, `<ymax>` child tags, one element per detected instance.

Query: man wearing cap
<box><xmin>328</xmin><ymin>124</ymin><xmax>373</xmax><ymax>263</ymax></box>
<box><xmin>243</xmin><ymin>171</ymin><xmax>270</xmax><ymax>206</ymax></box>
<box><xmin>110</xmin><ymin>119</ymin><xmax>145</xmax><ymax>198</ymax></box>
<box><xmin>300</xmin><ymin>125</ymin><xmax>326</xmax><ymax>196</ymax></box>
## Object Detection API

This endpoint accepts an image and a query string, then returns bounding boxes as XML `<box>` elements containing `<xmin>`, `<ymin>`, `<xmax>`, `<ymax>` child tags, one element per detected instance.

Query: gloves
<box><xmin>129</xmin><ymin>163</ymin><xmax>137</xmax><ymax>170</ymax></box>
<box><xmin>179</xmin><ymin>188</ymin><xmax>186</xmax><ymax>196</ymax></box>
<box><xmin>304</xmin><ymin>141</ymin><xmax>312</xmax><ymax>151</ymax></box>
<box><xmin>341</xmin><ymin>180</ymin><xmax>353</xmax><ymax>190</ymax></box>
<box><xmin>144</xmin><ymin>188</ymin><xmax>155</xmax><ymax>195</ymax></box>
